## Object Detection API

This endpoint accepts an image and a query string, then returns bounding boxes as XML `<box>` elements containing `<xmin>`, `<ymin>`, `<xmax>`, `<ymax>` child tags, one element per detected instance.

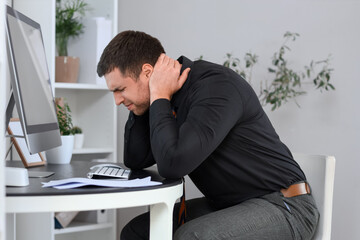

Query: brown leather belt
<box><xmin>280</xmin><ymin>182</ymin><xmax>311</xmax><ymax>198</ymax></box>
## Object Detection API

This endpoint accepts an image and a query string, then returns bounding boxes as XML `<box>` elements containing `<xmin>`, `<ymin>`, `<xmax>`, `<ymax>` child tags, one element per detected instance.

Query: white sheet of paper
<box><xmin>42</xmin><ymin>176</ymin><xmax>162</xmax><ymax>189</ymax></box>
<box><xmin>52</xmin><ymin>182</ymin><xmax>89</xmax><ymax>189</ymax></box>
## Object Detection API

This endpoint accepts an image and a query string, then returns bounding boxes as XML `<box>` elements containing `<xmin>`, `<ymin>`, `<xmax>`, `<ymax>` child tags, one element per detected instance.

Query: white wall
<box><xmin>117</xmin><ymin>0</ymin><xmax>360</xmax><ymax>239</ymax></box>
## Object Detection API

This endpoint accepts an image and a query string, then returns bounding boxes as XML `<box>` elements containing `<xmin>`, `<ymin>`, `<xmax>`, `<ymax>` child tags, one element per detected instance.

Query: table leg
<box><xmin>149</xmin><ymin>201</ymin><xmax>175</xmax><ymax>240</ymax></box>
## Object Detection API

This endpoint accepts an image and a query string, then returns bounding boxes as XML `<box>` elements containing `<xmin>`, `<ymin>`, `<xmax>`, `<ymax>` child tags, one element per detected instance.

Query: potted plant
<box><xmin>71</xmin><ymin>126</ymin><xmax>84</xmax><ymax>149</ymax></box>
<box><xmin>218</xmin><ymin>31</ymin><xmax>335</xmax><ymax>111</ymax></box>
<box><xmin>55</xmin><ymin>0</ymin><xmax>88</xmax><ymax>83</ymax></box>
<box><xmin>263</xmin><ymin>32</ymin><xmax>334</xmax><ymax>110</ymax></box>
<box><xmin>46</xmin><ymin>98</ymin><xmax>75</xmax><ymax>164</ymax></box>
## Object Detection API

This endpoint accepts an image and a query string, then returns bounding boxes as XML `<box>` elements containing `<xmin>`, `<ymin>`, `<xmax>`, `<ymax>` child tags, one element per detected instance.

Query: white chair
<box><xmin>293</xmin><ymin>153</ymin><xmax>336</xmax><ymax>240</ymax></box>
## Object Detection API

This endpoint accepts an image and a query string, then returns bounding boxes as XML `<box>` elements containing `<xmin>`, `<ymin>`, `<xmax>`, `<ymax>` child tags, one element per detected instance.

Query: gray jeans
<box><xmin>120</xmin><ymin>192</ymin><xmax>319</xmax><ymax>240</ymax></box>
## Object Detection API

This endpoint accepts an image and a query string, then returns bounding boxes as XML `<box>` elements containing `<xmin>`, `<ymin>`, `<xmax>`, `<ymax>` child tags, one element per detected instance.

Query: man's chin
<box><xmin>132</xmin><ymin>108</ymin><xmax>148</xmax><ymax>116</ymax></box>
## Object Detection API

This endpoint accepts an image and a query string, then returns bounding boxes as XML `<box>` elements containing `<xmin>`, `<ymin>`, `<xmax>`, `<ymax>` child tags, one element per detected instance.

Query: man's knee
<box><xmin>174</xmin><ymin>222</ymin><xmax>208</xmax><ymax>240</ymax></box>
<box><xmin>120</xmin><ymin>212</ymin><xmax>149</xmax><ymax>240</ymax></box>
<box><xmin>120</xmin><ymin>223</ymin><xmax>135</xmax><ymax>240</ymax></box>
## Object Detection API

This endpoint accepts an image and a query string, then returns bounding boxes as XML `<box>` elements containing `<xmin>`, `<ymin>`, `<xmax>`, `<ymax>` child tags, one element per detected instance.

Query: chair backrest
<box><xmin>293</xmin><ymin>153</ymin><xmax>336</xmax><ymax>240</ymax></box>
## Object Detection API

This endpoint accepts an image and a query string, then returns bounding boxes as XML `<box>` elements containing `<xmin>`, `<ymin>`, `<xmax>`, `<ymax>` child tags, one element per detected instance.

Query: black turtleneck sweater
<box><xmin>124</xmin><ymin>56</ymin><xmax>306</xmax><ymax>209</ymax></box>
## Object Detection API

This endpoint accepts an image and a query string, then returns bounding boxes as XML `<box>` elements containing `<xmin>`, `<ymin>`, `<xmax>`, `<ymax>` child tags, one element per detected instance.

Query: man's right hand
<box><xmin>149</xmin><ymin>54</ymin><xmax>191</xmax><ymax>104</ymax></box>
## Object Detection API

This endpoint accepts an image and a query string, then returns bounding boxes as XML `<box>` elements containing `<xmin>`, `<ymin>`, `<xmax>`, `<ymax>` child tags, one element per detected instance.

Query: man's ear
<box><xmin>141</xmin><ymin>63</ymin><xmax>153</xmax><ymax>79</ymax></box>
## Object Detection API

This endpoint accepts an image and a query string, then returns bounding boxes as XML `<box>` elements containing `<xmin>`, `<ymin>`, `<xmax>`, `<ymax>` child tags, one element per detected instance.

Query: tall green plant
<box><xmin>205</xmin><ymin>31</ymin><xmax>335</xmax><ymax>111</ymax></box>
<box><xmin>56</xmin><ymin>102</ymin><xmax>73</xmax><ymax>135</ymax></box>
<box><xmin>56</xmin><ymin>0</ymin><xmax>88</xmax><ymax>56</ymax></box>
<box><xmin>263</xmin><ymin>32</ymin><xmax>334</xmax><ymax>110</ymax></box>
<box><xmin>223</xmin><ymin>52</ymin><xmax>258</xmax><ymax>85</ymax></box>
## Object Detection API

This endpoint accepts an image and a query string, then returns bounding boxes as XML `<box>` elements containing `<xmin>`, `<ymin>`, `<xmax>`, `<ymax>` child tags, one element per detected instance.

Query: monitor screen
<box><xmin>6</xmin><ymin>5</ymin><xmax>61</xmax><ymax>154</ymax></box>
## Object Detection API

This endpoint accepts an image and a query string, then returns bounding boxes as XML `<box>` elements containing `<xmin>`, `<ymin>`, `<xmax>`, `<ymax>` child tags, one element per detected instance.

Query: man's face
<box><xmin>105</xmin><ymin>67</ymin><xmax>151</xmax><ymax>115</ymax></box>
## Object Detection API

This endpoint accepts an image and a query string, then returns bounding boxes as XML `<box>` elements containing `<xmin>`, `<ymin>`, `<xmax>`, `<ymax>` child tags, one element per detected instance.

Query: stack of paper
<box><xmin>42</xmin><ymin>176</ymin><xmax>162</xmax><ymax>189</ymax></box>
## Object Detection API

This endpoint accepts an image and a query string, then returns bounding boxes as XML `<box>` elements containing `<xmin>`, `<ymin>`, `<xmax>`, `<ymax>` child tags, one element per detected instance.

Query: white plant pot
<box><xmin>46</xmin><ymin>135</ymin><xmax>74</xmax><ymax>164</ymax></box>
<box><xmin>74</xmin><ymin>133</ymin><xmax>84</xmax><ymax>149</ymax></box>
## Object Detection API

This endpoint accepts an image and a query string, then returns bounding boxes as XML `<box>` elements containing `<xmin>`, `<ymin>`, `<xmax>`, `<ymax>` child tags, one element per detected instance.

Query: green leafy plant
<box><xmin>223</xmin><ymin>52</ymin><xmax>258</xmax><ymax>85</ymax></box>
<box><xmin>263</xmin><ymin>32</ymin><xmax>334</xmax><ymax>110</ymax></box>
<box><xmin>56</xmin><ymin>102</ymin><xmax>73</xmax><ymax>135</ymax></box>
<box><xmin>201</xmin><ymin>31</ymin><xmax>335</xmax><ymax>111</ymax></box>
<box><xmin>56</xmin><ymin>0</ymin><xmax>88</xmax><ymax>56</ymax></box>
<box><xmin>306</xmin><ymin>58</ymin><xmax>334</xmax><ymax>91</ymax></box>
<box><xmin>71</xmin><ymin>126</ymin><xmax>82</xmax><ymax>134</ymax></box>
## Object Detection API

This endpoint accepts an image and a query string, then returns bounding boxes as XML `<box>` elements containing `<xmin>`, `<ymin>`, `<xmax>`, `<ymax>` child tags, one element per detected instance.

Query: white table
<box><xmin>6</xmin><ymin>162</ymin><xmax>183</xmax><ymax>240</ymax></box>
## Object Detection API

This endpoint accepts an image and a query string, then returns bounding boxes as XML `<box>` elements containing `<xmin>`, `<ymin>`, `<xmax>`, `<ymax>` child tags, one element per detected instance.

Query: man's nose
<box><xmin>114</xmin><ymin>92</ymin><xmax>125</xmax><ymax>106</ymax></box>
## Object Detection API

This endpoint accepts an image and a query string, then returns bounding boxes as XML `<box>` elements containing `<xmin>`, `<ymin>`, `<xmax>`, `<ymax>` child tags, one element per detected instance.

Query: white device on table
<box><xmin>5</xmin><ymin>167</ymin><xmax>29</xmax><ymax>186</ymax></box>
<box><xmin>87</xmin><ymin>164</ymin><xmax>131</xmax><ymax>180</ymax></box>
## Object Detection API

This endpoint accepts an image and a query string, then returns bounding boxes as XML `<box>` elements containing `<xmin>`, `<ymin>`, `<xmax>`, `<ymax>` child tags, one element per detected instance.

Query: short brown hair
<box><xmin>97</xmin><ymin>30</ymin><xmax>165</xmax><ymax>78</ymax></box>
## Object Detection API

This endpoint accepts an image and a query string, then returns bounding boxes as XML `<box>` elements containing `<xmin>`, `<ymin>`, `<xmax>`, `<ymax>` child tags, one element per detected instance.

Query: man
<box><xmin>97</xmin><ymin>30</ymin><xmax>319</xmax><ymax>240</ymax></box>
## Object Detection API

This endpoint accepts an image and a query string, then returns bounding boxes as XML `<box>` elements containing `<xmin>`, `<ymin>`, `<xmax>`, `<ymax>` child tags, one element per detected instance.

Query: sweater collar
<box><xmin>178</xmin><ymin>55</ymin><xmax>193</xmax><ymax>75</ymax></box>
<box><xmin>171</xmin><ymin>56</ymin><xmax>194</xmax><ymax>108</ymax></box>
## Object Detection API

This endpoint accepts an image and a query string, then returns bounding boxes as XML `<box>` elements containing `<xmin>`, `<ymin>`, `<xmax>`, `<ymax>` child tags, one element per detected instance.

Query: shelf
<box><xmin>8</xmin><ymin>1</ymin><xmax>118</xmax><ymax>240</ymax></box>
<box><xmin>72</xmin><ymin>148</ymin><xmax>114</xmax><ymax>155</ymax></box>
<box><xmin>54</xmin><ymin>82</ymin><xmax>108</xmax><ymax>90</ymax></box>
<box><xmin>54</xmin><ymin>221</ymin><xmax>113</xmax><ymax>235</ymax></box>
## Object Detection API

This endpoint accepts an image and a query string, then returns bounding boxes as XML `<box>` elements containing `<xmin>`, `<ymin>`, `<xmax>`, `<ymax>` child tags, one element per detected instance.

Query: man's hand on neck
<box><xmin>149</xmin><ymin>54</ymin><xmax>191</xmax><ymax>104</ymax></box>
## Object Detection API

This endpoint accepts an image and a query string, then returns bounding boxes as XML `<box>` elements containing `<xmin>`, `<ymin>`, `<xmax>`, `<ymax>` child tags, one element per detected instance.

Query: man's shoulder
<box><xmin>193</xmin><ymin>59</ymin><xmax>224</xmax><ymax>72</ymax></box>
<box><xmin>191</xmin><ymin>60</ymin><xmax>249</xmax><ymax>90</ymax></box>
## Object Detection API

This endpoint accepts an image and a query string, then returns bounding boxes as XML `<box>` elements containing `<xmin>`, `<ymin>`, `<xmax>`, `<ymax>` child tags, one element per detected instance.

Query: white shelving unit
<box><xmin>54</xmin><ymin>82</ymin><xmax>109</xmax><ymax>90</ymax></box>
<box><xmin>1</xmin><ymin>1</ymin><xmax>7</xmax><ymax>239</ymax></box>
<box><xmin>14</xmin><ymin>210</ymin><xmax>115</xmax><ymax>240</ymax></box>
<box><xmin>12</xmin><ymin>0</ymin><xmax>118</xmax><ymax>163</ymax></box>
<box><xmin>8</xmin><ymin>0</ymin><xmax>119</xmax><ymax>239</ymax></box>
<box><xmin>54</xmin><ymin>222</ymin><xmax>113</xmax><ymax>235</ymax></box>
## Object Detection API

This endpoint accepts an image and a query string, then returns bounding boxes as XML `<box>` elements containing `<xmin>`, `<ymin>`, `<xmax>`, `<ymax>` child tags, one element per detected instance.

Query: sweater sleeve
<box><xmin>149</xmin><ymin>79</ymin><xmax>243</xmax><ymax>178</ymax></box>
<box><xmin>124</xmin><ymin>111</ymin><xmax>155</xmax><ymax>170</ymax></box>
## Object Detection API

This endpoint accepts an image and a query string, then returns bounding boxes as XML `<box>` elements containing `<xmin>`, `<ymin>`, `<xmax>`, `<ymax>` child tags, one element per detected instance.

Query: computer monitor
<box><xmin>5</xmin><ymin>5</ymin><xmax>61</xmax><ymax>155</ymax></box>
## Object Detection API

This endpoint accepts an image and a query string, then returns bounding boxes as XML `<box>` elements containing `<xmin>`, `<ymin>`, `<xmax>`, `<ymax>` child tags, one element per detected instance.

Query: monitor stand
<box><xmin>5</xmin><ymin>90</ymin><xmax>14</xmax><ymax>134</ymax></box>
<box><xmin>28</xmin><ymin>171</ymin><xmax>54</xmax><ymax>178</ymax></box>
<box><xmin>5</xmin><ymin>167</ymin><xmax>29</xmax><ymax>186</ymax></box>
<box><xmin>5</xmin><ymin>95</ymin><xmax>54</xmax><ymax>180</ymax></box>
